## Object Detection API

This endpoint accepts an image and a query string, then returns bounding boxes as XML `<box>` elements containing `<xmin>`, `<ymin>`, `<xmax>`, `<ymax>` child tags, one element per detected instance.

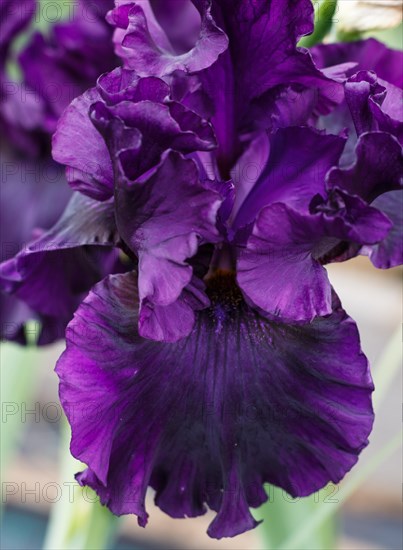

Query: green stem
<box><xmin>43</xmin><ymin>416</ymin><xmax>119</xmax><ymax>550</ymax></box>
<box><xmin>299</xmin><ymin>1</ymin><xmax>338</xmax><ymax>47</ymax></box>
<box><xmin>336</xmin><ymin>30</ymin><xmax>363</xmax><ymax>42</ymax></box>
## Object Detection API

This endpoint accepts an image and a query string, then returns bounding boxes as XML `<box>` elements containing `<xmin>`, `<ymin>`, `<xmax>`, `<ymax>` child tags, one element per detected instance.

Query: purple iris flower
<box><xmin>0</xmin><ymin>0</ymin><xmax>120</xmax><ymax>343</ymax></box>
<box><xmin>312</xmin><ymin>38</ymin><xmax>403</xmax><ymax>268</ymax></box>
<box><xmin>1</xmin><ymin>0</ymin><xmax>402</xmax><ymax>539</ymax></box>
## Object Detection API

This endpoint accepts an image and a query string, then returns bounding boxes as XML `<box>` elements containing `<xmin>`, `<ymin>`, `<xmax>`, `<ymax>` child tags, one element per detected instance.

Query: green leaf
<box><xmin>43</xmin><ymin>416</ymin><xmax>119</xmax><ymax>550</ymax></box>
<box><xmin>299</xmin><ymin>1</ymin><xmax>338</xmax><ymax>47</ymax></box>
<box><xmin>0</xmin><ymin>335</ymin><xmax>40</xmax><ymax>478</ymax></box>
<box><xmin>255</xmin><ymin>486</ymin><xmax>337</xmax><ymax>550</ymax></box>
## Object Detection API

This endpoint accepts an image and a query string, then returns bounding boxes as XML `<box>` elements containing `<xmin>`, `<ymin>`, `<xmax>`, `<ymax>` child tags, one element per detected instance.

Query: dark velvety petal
<box><xmin>327</xmin><ymin>132</ymin><xmax>403</xmax><ymax>202</ymax></box>
<box><xmin>361</xmin><ymin>190</ymin><xmax>403</xmax><ymax>269</ymax></box>
<box><xmin>312</xmin><ymin>38</ymin><xmax>403</xmax><ymax>89</ymax></box>
<box><xmin>24</xmin><ymin>192</ymin><xmax>119</xmax><ymax>250</ymax></box>
<box><xmin>0</xmin><ymin>244</ymin><xmax>115</xmax><ymax>321</ymax></box>
<box><xmin>0</xmin><ymin>152</ymin><xmax>73</xmax><ymax>342</ymax></box>
<box><xmin>237</xmin><ymin>197</ymin><xmax>391</xmax><ymax>321</ymax></box>
<box><xmin>139</xmin><ymin>298</ymin><xmax>194</xmax><ymax>343</ymax></box>
<box><xmin>0</xmin><ymin>192</ymin><xmax>119</xmax><ymax>326</ymax></box>
<box><xmin>115</xmin><ymin>152</ymin><xmax>221</xmax><ymax>339</ymax></box>
<box><xmin>108</xmin><ymin>0</ymin><xmax>228</xmax><ymax>76</ymax></box>
<box><xmin>57</xmin><ymin>271</ymin><xmax>373</xmax><ymax>539</ymax></box>
<box><xmin>234</xmin><ymin>127</ymin><xmax>346</xmax><ymax>228</ymax></box>
<box><xmin>52</xmin><ymin>89</ymin><xmax>114</xmax><ymax>201</ymax></box>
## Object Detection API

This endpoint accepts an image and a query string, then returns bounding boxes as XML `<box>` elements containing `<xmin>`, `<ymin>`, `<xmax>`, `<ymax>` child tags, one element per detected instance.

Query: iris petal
<box><xmin>57</xmin><ymin>271</ymin><xmax>374</xmax><ymax>539</ymax></box>
<box><xmin>362</xmin><ymin>190</ymin><xmax>403</xmax><ymax>268</ymax></box>
<box><xmin>237</xmin><ymin>196</ymin><xmax>392</xmax><ymax>321</ymax></box>
<box><xmin>109</xmin><ymin>0</ymin><xmax>228</xmax><ymax>76</ymax></box>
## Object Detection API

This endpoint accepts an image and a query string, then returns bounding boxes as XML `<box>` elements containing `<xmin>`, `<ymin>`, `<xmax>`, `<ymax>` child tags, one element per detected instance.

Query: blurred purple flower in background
<box><xmin>0</xmin><ymin>0</ymin><xmax>120</xmax><ymax>343</ymax></box>
<box><xmin>0</xmin><ymin>0</ymin><xmax>402</xmax><ymax>540</ymax></box>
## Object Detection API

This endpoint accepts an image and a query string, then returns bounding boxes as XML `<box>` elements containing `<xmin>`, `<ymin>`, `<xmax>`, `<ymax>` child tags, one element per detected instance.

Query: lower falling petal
<box><xmin>57</xmin><ymin>271</ymin><xmax>374</xmax><ymax>539</ymax></box>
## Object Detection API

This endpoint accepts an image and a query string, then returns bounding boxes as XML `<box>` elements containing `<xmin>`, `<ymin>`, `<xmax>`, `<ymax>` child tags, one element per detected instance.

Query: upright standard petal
<box><xmin>149</xmin><ymin>0</ymin><xmax>203</xmax><ymax>53</ymax></box>
<box><xmin>53</xmin><ymin>68</ymin><xmax>217</xmax><ymax>200</ymax></box>
<box><xmin>198</xmin><ymin>0</ymin><xmax>343</xmax><ymax>170</ymax></box>
<box><xmin>234</xmin><ymin>127</ymin><xmax>346</xmax><ymax>228</ymax></box>
<box><xmin>345</xmin><ymin>71</ymin><xmax>403</xmax><ymax>143</ymax></box>
<box><xmin>313</xmin><ymin>39</ymin><xmax>403</xmax><ymax>164</ymax></box>
<box><xmin>208</xmin><ymin>0</ymin><xmax>335</xmax><ymax>102</ymax></box>
<box><xmin>57</xmin><ymin>271</ymin><xmax>373</xmax><ymax>539</ymax></box>
<box><xmin>361</xmin><ymin>191</ymin><xmax>403</xmax><ymax>269</ymax></box>
<box><xmin>108</xmin><ymin>0</ymin><xmax>228</xmax><ymax>76</ymax></box>
<box><xmin>312</xmin><ymin>38</ymin><xmax>403</xmax><ymax>89</ymax></box>
<box><xmin>91</xmin><ymin>96</ymin><xmax>216</xmax><ymax>183</ymax></box>
<box><xmin>327</xmin><ymin>132</ymin><xmax>403</xmax><ymax>202</ymax></box>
